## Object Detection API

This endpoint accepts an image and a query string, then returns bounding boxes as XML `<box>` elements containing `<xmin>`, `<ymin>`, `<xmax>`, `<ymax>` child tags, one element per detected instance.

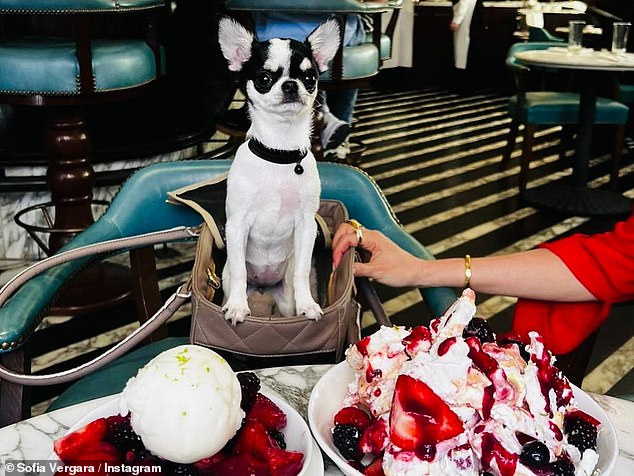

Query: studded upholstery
<box><xmin>0</xmin><ymin>0</ymin><xmax>164</xmax><ymax>12</ymax></box>
<box><xmin>0</xmin><ymin>39</ymin><xmax>159</xmax><ymax>95</ymax></box>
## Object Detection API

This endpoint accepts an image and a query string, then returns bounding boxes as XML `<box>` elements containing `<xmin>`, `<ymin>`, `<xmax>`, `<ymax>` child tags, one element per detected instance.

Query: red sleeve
<box><xmin>539</xmin><ymin>212</ymin><xmax>634</xmax><ymax>304</ymax></box>
<box><xmin>511</xmin><ymin>210</ymin><xmax>634</xmax><ymax>356</ymax></box>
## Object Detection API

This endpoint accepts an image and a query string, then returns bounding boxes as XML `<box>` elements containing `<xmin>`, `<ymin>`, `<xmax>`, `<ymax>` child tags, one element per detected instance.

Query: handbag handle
<box><xmin>0</xmin><ymin>226</ymin><xmax>197</xmax><ymax>386</ymax></box>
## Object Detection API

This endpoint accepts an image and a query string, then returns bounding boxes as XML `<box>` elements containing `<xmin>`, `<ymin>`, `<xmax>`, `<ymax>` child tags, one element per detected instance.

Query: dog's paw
<box><xmin>222</xmin><ymin>300</ymin><xmax>251</xmax><ymax>326</ymax></box>
<box><xmin>296</xmin><ymin>299</ymin><xmax>323</xmax><ymax>321</ymax></box>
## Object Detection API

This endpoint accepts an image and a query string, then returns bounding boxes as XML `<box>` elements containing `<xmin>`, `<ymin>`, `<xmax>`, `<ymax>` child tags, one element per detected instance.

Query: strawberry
<box><xmin>389</xmin><ymin>375</ymin><xmax>463</xmax><ymax>458</ymax></box>
<box><xmin>53</xmin><ymin>417</ymin><xmax>110</xmax><ymax>462</ymax></box>
<box><xmin>264</xmin><ymin>447</ymin><xmax>304</xmax><ymax>476</ymax></box>
<box><xmin>360</xmin><ymin>418</ymin><xmax>389</xmax><ymax>456</ymax></box>
<box><xmin>208</xmin><ymin>454</ymin><xmax>269</xmax><ymax>476</ymax></box>
<box><xmin>73</xmin><ymin>440</ymin><xmax>120</xmax><ymax>465</ymax></box>
<box><xmin>56</xmin><ymin>440</ymin><xmax>120</xmax><ymax>476</ymax></box>
<box><xmin>334</xmin><ymin>406</ymin><xmax>372</xmax><ymax>431</ymax></box>
<box><xmin>233</xmin><ymin>419</ymin><xmax>277</xmax><ymax>459</ymax></box>
<box><xmin>364</xmin><ymin>457</ymin><xmax>385</xmax><ymax>476</ymax></box>
<box><xmin>247</xmin><ymin>393</ymin><xmax>288</xmax><ymax>431</ymax></box>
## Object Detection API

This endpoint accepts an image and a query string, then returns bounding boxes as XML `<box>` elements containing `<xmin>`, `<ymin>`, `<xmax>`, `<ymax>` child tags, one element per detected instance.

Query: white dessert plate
<box><xmin>54</xmin><ymin>387</ymin><xmax>323</xmax><ymax>476</ymax></box>
<box><xmin>308</xmin><ymin>361</ymin><xmax>618</xmax><ymax>476</ymax></box>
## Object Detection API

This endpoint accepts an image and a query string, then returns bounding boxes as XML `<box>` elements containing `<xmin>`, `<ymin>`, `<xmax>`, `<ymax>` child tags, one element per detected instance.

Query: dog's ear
<box><xmin>218</xmin><ymin>17</ymin><xmax>255</xmax><ymax>72</ymax></box>
<box><xmin>306</xmin><ymin>18</ymin><xmax>341</xmax><ymax>74</ymax></box>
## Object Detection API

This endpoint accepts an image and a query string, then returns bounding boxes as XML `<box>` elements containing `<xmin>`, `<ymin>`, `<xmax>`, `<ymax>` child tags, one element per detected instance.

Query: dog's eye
<box><xmin>303</xmin><ymin>71</ymin><xmax>317</xmax><ymax>88</ymax></box>
<box><xmin>256</xmin><ymin>71</ymin><xmax>274</xmax><ymax>89</ymax></box>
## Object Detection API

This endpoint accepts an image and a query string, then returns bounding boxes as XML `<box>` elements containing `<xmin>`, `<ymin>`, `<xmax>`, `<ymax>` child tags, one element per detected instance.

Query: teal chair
<box><xmin>528</xmin><ymin>26</ymin><xmax>565</xmax><ymax>43</ymax></box>
<box><xmin>0</xmin><ymin>0</ymin><xmax>167</xmax><ymax>252</ymax></box>
<box><xmin>0</xmin><ymin>160</ymin><xmax>456</xmax><ymax>425</ymax></box>
<box><xmin>502</xmin><ymin>41</ymin><xmax>629</xmax><ymax>192</ymax></box>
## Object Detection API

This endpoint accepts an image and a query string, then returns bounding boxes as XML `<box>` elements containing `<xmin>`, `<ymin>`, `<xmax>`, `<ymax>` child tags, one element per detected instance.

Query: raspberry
<box><xmin>332</xmin><ymin>424</ymin><xmax>362</xmax><ymax>461</ymax></box>
<box><xmin>564</xmin><ymin>417</ymin><xmax>598</xmax><ymax>452</ymax></box>
<box><xmin>237</xmin><ymin>372</ymin><xmax>261</xmax><ymax>411</ymax></box>
<box><xmin>551</xmin><ymin>458</ymin><xmax>575</xmax><ymax>476</ymax></box>
<box><xmin>246</xmin><ymin>393</ymin><xmax>287</xmax><ymax>431</ymax></box>
<box><xmin>334</xmin><ymin>406</ymin><xmax>372</xmax><ymax>432</ymax></box>
<box><xmin>268</xmin><ymin>429</ymin><xmax>287</xmax><ymax>449</ymax></box>
<box><xmin>462</xmin><ymin>318</ymin><xmax>495</xmax><ymax>343</ymax></box>
<box><xmin>519</xmin><ymin>441</ymin><xmax>550</xmax><ymax>467</ymax></box>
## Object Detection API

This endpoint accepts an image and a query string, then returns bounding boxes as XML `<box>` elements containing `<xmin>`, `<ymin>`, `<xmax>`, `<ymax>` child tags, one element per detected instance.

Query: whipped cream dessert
<box><xmin>337</xmin><ymin>289</ymin><xmax>601</xmax><ymax>476</ymax></box>
<box><xmin>119</xmin><ymin>345</ymin><xmax>244</xmax><ymax>464</ymax></box>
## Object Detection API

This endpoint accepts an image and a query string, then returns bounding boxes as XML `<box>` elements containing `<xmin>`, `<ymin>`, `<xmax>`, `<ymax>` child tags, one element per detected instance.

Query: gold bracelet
<box><xmin>464</xmin><ymin>254</ymin><xmax>472</xmax><ymax>288</ymax></box>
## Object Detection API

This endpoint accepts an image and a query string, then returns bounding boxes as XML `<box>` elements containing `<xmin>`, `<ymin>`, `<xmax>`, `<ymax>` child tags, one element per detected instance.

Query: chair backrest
<box><xmin>528</xmin><ymin>26</ymin><xmax>565</xmax><ymax>43</ymax></box>
<box><xmin>505</xmin><ymin>41</ymin><xmax>563</xmax><ymax>71</ymax></box>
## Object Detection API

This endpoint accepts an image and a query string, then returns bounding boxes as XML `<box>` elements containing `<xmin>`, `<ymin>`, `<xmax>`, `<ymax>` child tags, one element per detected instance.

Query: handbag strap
<box><xmin>0</xmin><ymin>226</ymin><xmax>197</xmax><ymax>385</ymax></box>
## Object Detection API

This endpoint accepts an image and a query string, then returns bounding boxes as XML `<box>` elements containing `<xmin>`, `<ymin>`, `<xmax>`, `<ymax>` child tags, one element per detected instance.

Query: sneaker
<box><xmin>324</xmin><ymin>138</ymin><xmax>352</xmax><ymax>162</ymax></box>
<box><xmin>321</xmin><ymin>111</ymin><xmax>350</xmax><ymax>151</ymax></box>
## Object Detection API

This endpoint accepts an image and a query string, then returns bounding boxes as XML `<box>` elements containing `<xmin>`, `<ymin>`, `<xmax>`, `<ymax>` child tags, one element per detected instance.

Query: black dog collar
<box><xmin>248</xmin><ymin>139</ymin><xmax>308</xmax><ymax>175</ymax></box>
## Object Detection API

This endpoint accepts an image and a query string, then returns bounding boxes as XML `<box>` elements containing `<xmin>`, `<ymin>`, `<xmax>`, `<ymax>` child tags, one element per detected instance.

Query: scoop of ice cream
<box><xmin>118</xmin><ymin>345</ymin><xmax>244</xmax><ymax>464</ymax></box>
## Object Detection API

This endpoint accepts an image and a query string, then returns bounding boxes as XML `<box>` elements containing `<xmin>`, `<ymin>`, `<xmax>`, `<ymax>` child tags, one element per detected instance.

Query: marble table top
<box><xmin>1</xmin><ymin>364</ymin><xmax>633</xmax><ymax>475</ymax></box>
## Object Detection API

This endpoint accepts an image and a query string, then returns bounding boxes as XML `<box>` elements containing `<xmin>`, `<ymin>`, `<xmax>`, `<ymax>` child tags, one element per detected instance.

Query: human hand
<box><xmin>332</xmin><ymin>222</ymin><xmax>423</xmax><ymax>288</ymax></box>
<box><xmin>450</xmin><ymin>21</ymin><xmax>459</xmax><ymax>32</ymax></box>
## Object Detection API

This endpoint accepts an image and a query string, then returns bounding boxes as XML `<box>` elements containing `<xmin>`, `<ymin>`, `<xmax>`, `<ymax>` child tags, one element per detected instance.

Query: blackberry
<box><xmin>269</xmin><ymin>429</ymin><xmax>287</xmax><ymax>449</ymax></box>
<box><xmin>237</xmin><ymin>371</ymin><xmax>261</xmax><ymax>411</ymax></box>
<box><xmin>112</xmin><ymin>421</ymin><xmax>145</xmax><ymax>454</ymax></box>
<box><xmin>519</xmin><ymin>441</ymin><xmax>550</xmax><ymax>467</ymax></box>
<box><xmin>462</xmin><ymin>318</ymin><xmax>495</xmax><ymax>343</ymax></box>
<box><xmin>564</xmin><ymin>417</ymin><xmax>598</xmax><ymax>452</ymax></box>
<box><xmin>332</xmin><ymin>423</ymin><xmax>361</xmax><ymax>461</ymax></box>
<box><xmin>551</xmin><ymin>458</ymin><xmax>575</xmax><ymax>476</ymax></box>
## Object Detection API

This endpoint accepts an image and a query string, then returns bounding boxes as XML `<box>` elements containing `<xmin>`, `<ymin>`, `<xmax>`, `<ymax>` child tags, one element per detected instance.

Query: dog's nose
<box><xmin>281</xmin><ymin>81</ymin><xmax>298</xmax><ymax>94</ymax></box>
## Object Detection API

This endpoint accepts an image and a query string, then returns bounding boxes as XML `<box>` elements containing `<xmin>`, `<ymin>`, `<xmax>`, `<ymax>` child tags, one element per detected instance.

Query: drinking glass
<box><xmin>612</xmin><ymin>22</ymin><xmax>631</xmax><ymax>54</ymax></box>
<box><xmin>568</xmin><ymin>20</ymin><xmax>585</xmax><ymax>53</ymax></box>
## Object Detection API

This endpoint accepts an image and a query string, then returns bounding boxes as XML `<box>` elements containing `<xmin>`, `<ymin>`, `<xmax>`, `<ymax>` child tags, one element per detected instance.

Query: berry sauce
<box><xmin>480</xmin><ymin>433</ymin><xmax>518</xmax><ymax>476</ymax></box>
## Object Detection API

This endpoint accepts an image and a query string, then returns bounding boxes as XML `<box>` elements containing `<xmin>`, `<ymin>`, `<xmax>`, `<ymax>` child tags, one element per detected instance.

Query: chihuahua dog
<box><xmin>218</xmin><ymin>17</ymin><xmax>340</xmax><ymax>324</ymax></box>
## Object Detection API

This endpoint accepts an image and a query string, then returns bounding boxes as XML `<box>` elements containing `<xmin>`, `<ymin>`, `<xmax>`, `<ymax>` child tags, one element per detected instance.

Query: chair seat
<box><xmin>0</xmin><ymin>0</ymin><xmax>164</xmax><ymax>11</ymax></box>
<box><xmin>365</xmin><ymin>32</ymin><xmax>391</xmax><ymax>60</ymax></box>
<box><xmin>47</xmin><ymin>336</ymin><xmax>190</xmax><ymax>411</ymax></box>
<box><xmin>619</xmin><ymin>83</ymin><xmax>634</xmax><ymax>105</ymax></box>
<box><xmin>0</xmin><ymin>38</ymin><xmax>159</xmax><ymax>95</ymax></box>
<box><xmin>508</xmin><ymin>92</ymin><xmax>629</xmax><ymax>125</ymax></box>
<box><xmin>321</xmin><ymin>42</ymin><xmax>379</xmax><ymax>80</ymax></box>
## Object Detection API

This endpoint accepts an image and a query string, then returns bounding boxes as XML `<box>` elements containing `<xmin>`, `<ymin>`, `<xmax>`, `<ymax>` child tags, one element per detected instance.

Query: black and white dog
<box><xmin>218</xmin><ymin>17</ymin><xmax>340</xmax><ymax>324</ymax></box>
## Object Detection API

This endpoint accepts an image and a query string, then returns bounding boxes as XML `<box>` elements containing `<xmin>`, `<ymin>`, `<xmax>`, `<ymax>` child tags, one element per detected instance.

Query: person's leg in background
<box><xmin>321</xmin><ymin>89</ymin><xmax>359</xmax><ymax>160</ymax></box>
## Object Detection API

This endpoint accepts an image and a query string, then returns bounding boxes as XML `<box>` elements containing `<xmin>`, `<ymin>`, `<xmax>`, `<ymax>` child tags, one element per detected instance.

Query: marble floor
<box><xmin>1</xmin><ymin>85</ymin><xmax>633</xmax><ymax>416</ymax></box>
